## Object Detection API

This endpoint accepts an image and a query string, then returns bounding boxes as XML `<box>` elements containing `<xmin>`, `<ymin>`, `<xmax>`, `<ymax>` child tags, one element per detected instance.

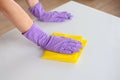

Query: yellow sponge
<box><xmin>42</xmin><ymin>32</ymin><xmax>87</xmax><ymax>63</ymax></box>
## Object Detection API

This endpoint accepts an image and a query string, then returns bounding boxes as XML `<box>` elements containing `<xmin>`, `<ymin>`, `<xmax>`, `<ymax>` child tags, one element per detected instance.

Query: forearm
<box><xmin>25</xmin><ymin>0</ymin><xmax>39</xmax><ymax>8</ymax></box>
<box><xmin>0</xmin><ymin>0</ymin><xmax>33</xmax><ymax>33</ymax></box>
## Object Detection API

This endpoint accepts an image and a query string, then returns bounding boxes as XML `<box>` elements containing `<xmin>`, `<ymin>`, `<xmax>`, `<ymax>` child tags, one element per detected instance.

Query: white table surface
<box><xmin>0</xmin><ymin>1</ymin><xmax>120</xmax><ymax>80</ymax></box>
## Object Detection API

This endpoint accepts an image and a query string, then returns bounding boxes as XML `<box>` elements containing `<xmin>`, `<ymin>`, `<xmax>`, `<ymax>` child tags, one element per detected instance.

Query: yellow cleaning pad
<box><xmin>42</xmin><ymin>32</ymin><xmax>87</xmax><ymax>63</ymax></box>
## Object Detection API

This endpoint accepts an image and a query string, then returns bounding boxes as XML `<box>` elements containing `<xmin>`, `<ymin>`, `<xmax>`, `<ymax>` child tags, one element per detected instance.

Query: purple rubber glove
<box><xmin>29</xmin><ymin>2</ymin><xmax>72</xmax><ymax>22</ymax></box>
<box><xmin>23</xmin><ymin>23</ymin><xmax>82</xmax><ymax>54</ymax></box>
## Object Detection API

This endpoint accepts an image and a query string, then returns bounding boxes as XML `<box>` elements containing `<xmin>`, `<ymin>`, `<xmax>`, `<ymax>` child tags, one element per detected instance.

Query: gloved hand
<box><xmin>23</xmin><ymin>23</ymin><xmax>82</xmax><ymax>54</ymax></box>
<box><xmin>29</xmin><ymin>2</ymin><xmax>72</xmax><ymax>22</ymax></box>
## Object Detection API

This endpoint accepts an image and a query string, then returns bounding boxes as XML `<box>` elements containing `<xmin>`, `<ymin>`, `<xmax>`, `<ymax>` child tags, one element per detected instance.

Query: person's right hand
<box><xmin>43</xmin><ymin>36</ymin><xmax>82</xmax><ymax>54</ymax></box>
<box><xmin>23</xmin><ymin>23</ymin><xmax>82</xmax><ymax>54</ymax></box>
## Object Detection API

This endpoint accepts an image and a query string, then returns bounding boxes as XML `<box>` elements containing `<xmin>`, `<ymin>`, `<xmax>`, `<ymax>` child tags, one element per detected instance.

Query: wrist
<box><xmin>26</xmin><ymin>0</ymin><xmax>39</xmax><ymax>8</ymax></box>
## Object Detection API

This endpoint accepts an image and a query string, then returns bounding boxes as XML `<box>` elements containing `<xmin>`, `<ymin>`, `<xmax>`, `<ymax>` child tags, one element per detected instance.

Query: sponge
<box><xmin>42</xmin><ymin>32</ymin><xmax>87</xmax><ymax>63</ymax></box>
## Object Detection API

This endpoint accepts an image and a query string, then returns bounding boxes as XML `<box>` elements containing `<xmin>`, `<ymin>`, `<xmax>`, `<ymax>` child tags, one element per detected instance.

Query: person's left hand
<box><xmin>29</xmin><ymin>2</ymin><xmax>73</xmax><ymax>22</ymax></box>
